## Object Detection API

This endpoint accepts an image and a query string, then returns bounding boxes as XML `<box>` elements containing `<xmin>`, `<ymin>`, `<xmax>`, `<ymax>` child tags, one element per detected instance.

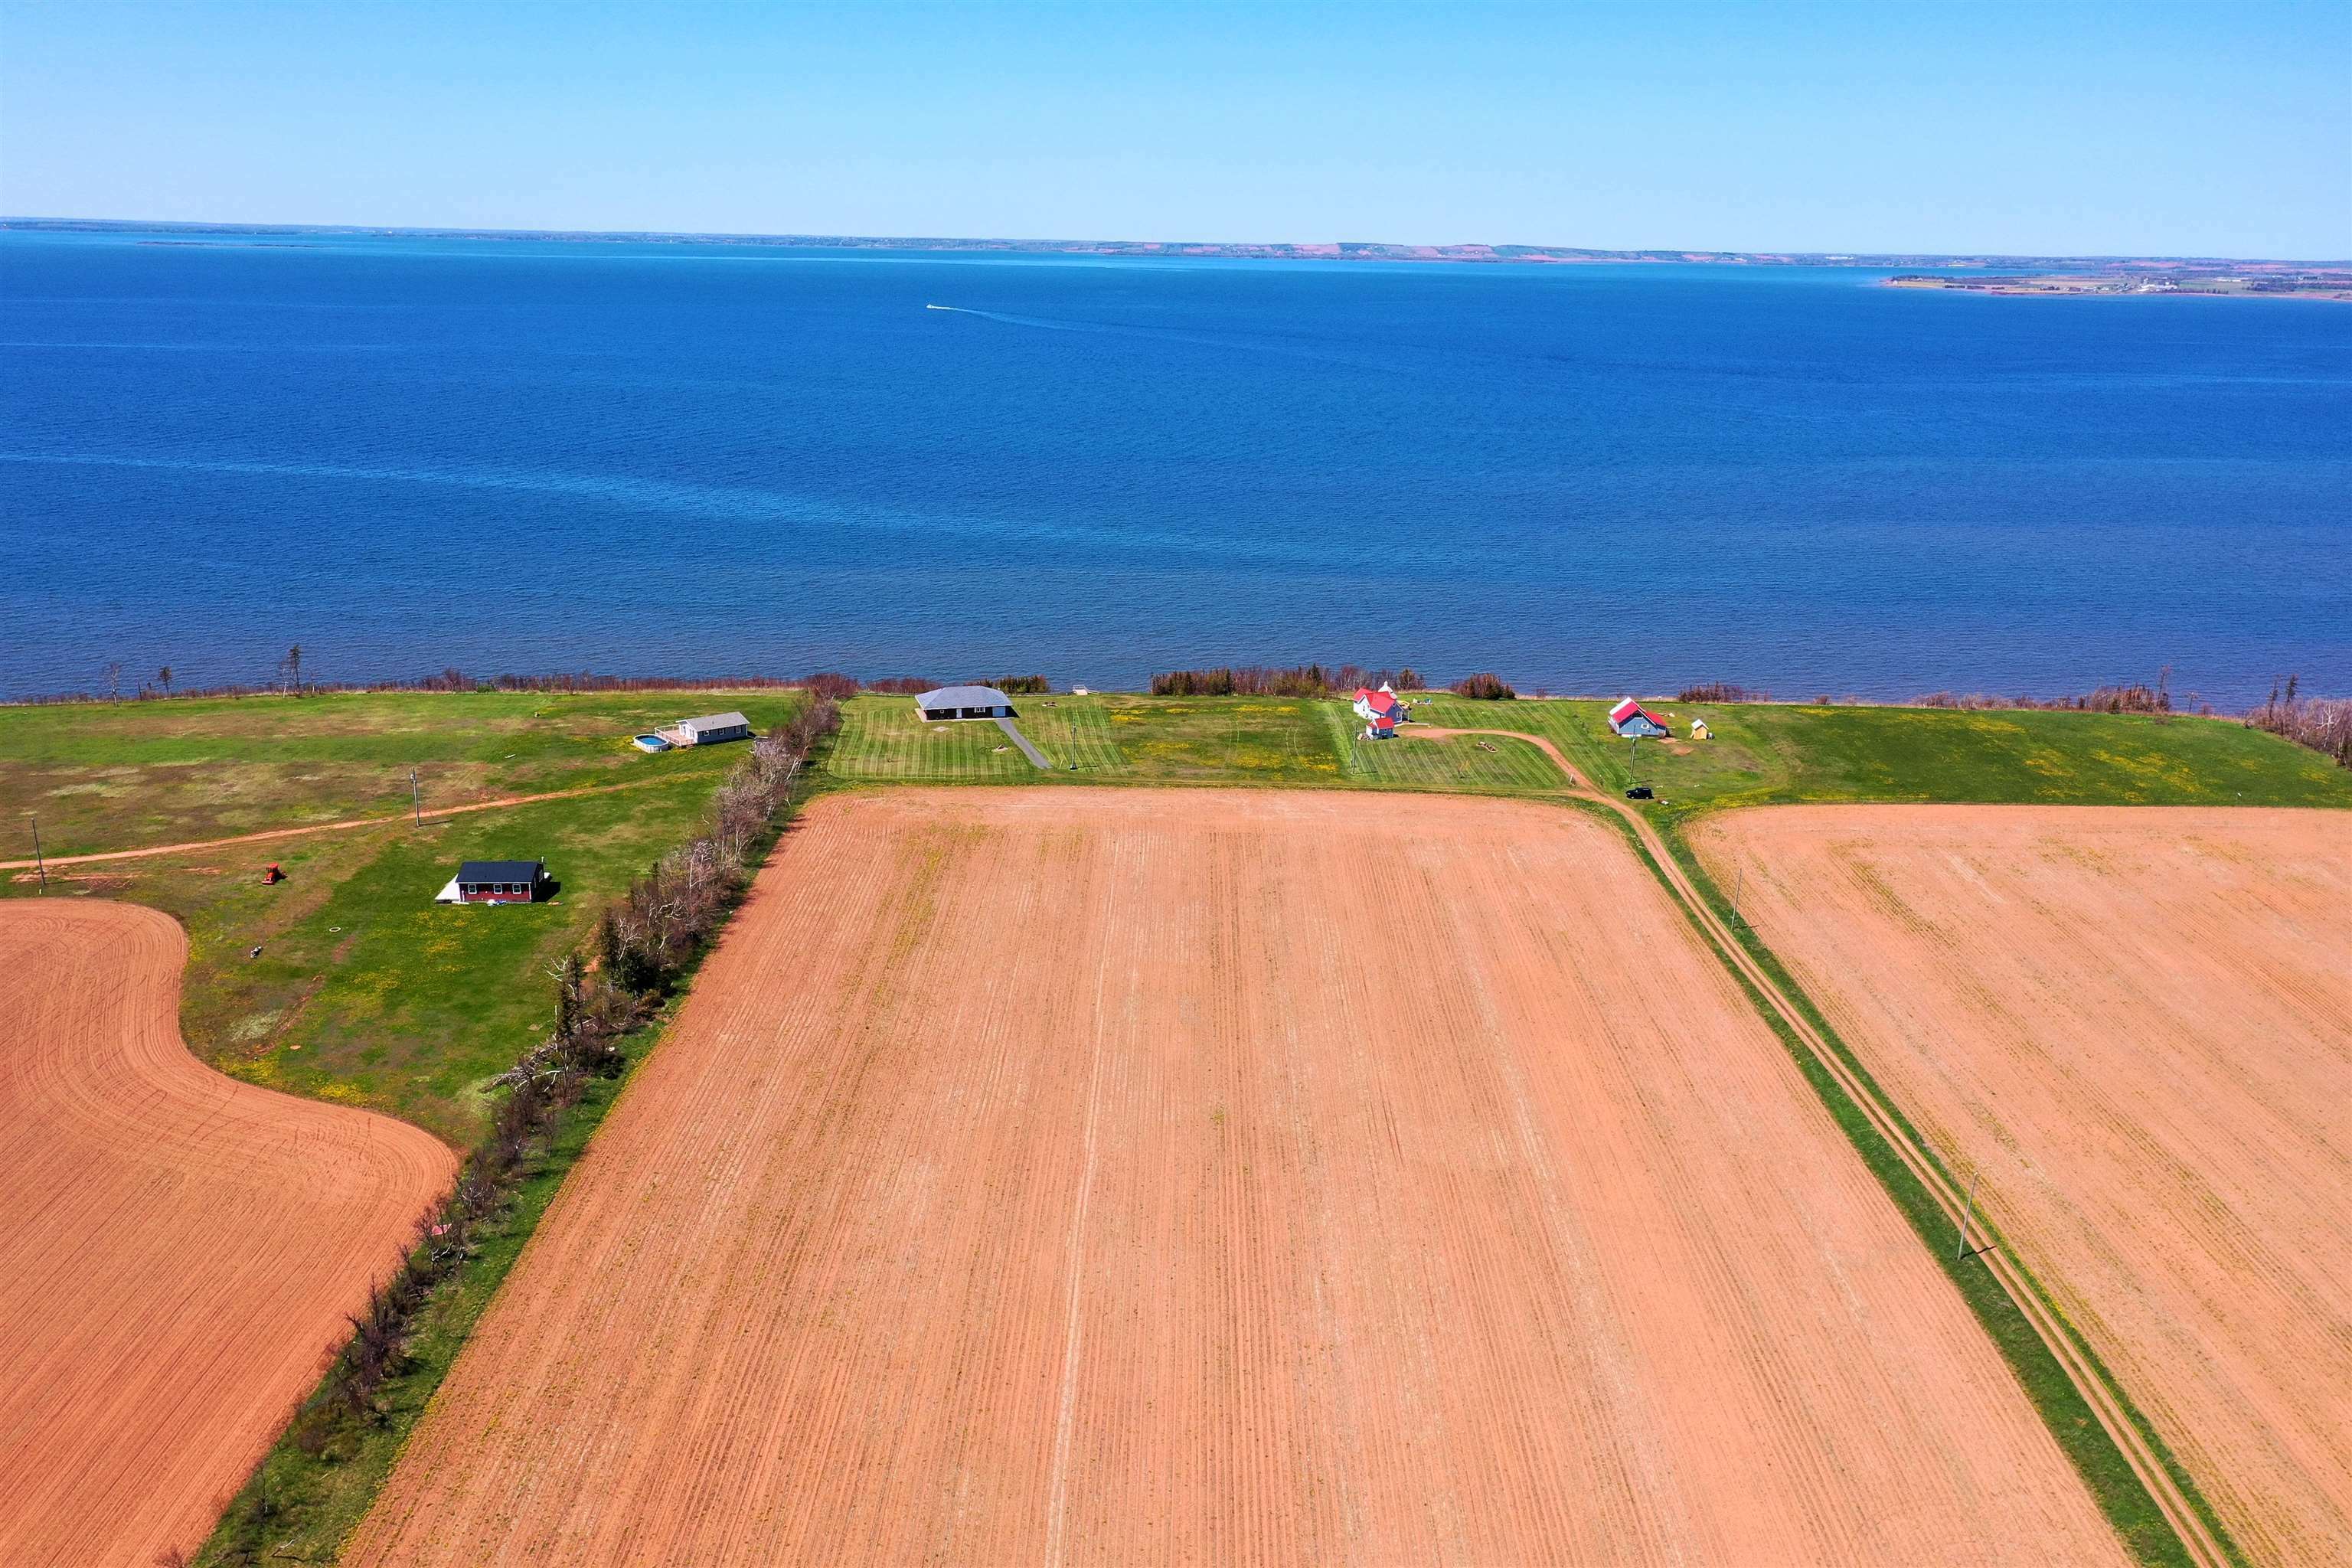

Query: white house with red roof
<box><xmin>1607</xmin><ymin>697</ymin><xmax>1672</xmax><ymax>739</ymax></box>
<box><xmin>1353</xmin><ymin>683</ymin><xmax>1406</xmax><ymax>738</ymax></box>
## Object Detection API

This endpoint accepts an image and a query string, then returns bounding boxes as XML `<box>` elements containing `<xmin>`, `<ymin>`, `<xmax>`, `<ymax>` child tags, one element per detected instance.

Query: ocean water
<box><xmin>3</xmin><ymin>227</ymin><xmax>2346</xmax><ymax>705</ymax></box>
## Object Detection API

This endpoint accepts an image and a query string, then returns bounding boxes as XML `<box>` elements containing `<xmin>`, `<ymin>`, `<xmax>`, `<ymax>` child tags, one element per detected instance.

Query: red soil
<box><xmin>1694</xmin><ymin>805</ymin><xmax>2352</xmax><ymax>1566</ymax></box>
<box><xmin>349</xmin><ymin>789</ymin><xmax>2128</xmax><ymax>1566</ymax></box>
<box><xmin>0</xmin><ymin>900</ymin><xmax>454</xmax><ymax>1565</ymax></box>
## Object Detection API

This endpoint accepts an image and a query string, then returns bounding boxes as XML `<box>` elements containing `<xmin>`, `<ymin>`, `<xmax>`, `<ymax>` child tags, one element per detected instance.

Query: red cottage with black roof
<box><xmin>436</xmin><ymin>859</ymin><xmax>548</xmax><ymax>905</ymax></box>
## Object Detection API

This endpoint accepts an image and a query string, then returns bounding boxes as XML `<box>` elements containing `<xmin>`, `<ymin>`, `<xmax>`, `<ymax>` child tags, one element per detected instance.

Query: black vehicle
<box><xmin>1625</xmin><ymin>784</ymin><xmax>1655</xmax><ymax>800</ymax></box>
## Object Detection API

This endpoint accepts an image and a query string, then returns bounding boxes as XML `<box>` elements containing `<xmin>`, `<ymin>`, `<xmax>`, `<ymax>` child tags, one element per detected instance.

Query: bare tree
<box><xmin>282</xmin><ymin>643</ymin><xmax>304</xmax><ymax>694</ymax></box>
<box><xmin>157</xmin><ymin>665</ymin><xmax>173</xmax><ymax>695</ymax></box>
<box><xmin>103</xmin><ymin>660</ymin><xmax>122</xmax><ymax>703</ymax></box>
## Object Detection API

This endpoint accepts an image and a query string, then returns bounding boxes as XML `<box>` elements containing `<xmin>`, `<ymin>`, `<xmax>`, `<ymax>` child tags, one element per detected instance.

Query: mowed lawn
<box><xmin>0</xmin><ymin>688</ymin><xmax>807</xmax><ymax>856</ymax></box>
<box><xmin>832</xmin><ymin>692</ymin><xmax>1563</xmax><ymax>793</ymax></box>
<box><xmin>4</xmin><ymin>691</ymin><xmax>802</xmax><ymax>1145</ymax></box>
<box><xmin>831</xmin><ymin>693</ymin><xmax>1341</xmax><ymax>782</ymax></box>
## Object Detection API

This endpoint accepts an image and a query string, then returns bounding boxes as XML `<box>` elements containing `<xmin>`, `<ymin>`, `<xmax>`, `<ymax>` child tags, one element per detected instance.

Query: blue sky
<box><xmin>3</xmin><ymin>2</ymin><xmax>2345</xmax><ymax>257</ymax></box>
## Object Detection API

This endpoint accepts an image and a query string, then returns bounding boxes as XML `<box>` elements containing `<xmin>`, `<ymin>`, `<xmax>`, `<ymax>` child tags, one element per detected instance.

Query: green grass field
<box><xmin>5</xmin><ymin>690</ymin><xmax>802</xmax><ymax>1144</ymax></box>
<box><xmin>0</xmin><ymin>688</ymin><xmax>806</xmax><ymax>856</ymax></box>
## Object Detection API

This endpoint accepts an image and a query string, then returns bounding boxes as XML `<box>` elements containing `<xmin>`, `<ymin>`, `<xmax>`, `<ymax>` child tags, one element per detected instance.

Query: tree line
<box><xmin>2247</xmin><ymin>675</ymin><xmax>2351</xmax><ymax>768</ymax></box>
<box><xmin>248</xmin><ymin>694</ymin><xmax>841</xmax><ymax>1498</ymax></box>
<box><xmin>1149</xmin><ymin>663</ymin><xmax>1428</xmax><ymax>697</ymax></box>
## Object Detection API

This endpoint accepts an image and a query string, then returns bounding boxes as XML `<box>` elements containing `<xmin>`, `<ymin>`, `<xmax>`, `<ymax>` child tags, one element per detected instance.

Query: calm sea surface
<box><xmin>4</xmin><ymin>228</ymin><xmax>2346</xmax><ymax>704</ymax></box>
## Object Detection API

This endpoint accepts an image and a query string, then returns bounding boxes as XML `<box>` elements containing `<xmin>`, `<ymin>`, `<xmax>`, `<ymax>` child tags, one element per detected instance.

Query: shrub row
<box><xmin>252</xmin><ymin>696</ymin><xmax>840</xmax><ymax>1487</ymax></box>
<box><xmin>1449</xmin><ymin>671</ymin><xmax>1515</xmax><ymax>701</ymax></box>
<box><xmin>1913</xmin><ymin>681</ymin><xmax>2178</xmax><ymax>714</ymax></box>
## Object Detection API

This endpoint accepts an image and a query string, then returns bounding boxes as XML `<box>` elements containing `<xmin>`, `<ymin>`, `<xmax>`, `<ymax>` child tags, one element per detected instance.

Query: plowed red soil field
<box><xmin>1694</xmin><ymin>805</ymin><xmax>2352</xmax><ymax>1567</ymax></box>
<box><xmin>350</xmin><ymin>789</ymin><xmax>2128</xmax><ymax>1566</ymax></box>
<box><xmin>0</xmin><ymin>900</ymin><xmax>454</xmax><ymax>1566</ymax></box>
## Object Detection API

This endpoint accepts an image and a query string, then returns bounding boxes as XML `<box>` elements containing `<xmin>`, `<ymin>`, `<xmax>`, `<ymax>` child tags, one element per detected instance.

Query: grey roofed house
<box><xmin>675</xmin><ymin>710</ymin><xmax>753</xmax><ymax>744</ymax></box>
<box><xmin>435</xmin><ymin>858</ymin><xmax>549</xmax><ymax>903</ymax></box>
<box><xmin>914</xmin><ymin>684</ymin><xmax>1018</xmax><ymax>721</ymax></box>
<box><xmin>456</xmin><ymin>859</ymin><xmax>544</xmax><ymax>886</ymax></box>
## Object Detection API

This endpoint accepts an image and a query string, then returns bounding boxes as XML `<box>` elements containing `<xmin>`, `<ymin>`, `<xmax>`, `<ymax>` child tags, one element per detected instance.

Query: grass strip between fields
<box><xmin>194</xmin><ymin>765</ymin><xmax>844</xmax><ymax>1566</ymax></box>
<box><xmin>1599</xmin><ymin>802</ymin><xmax>2247</xmax><ymax>1568</ymax></box>
<box><xmin>194</xmin><ymin>1031</ymin><xmax>639</xmax><ymax>1564</ymax></box>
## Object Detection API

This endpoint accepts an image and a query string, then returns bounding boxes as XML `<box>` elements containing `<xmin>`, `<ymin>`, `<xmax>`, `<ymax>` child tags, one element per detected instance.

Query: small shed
<box><xmin>1352</xmin><ymin>683</ymin><xmax>1406</xmax><ymax>739</ymax></box>
<box><xmin>435</xmin><ymin>859</ymin><xmax>548</xmax><ymax>905</ymax></box>
<box><xmin>1690</xmin><ymin>718</ymin><xmax>1713</xmax><ymax>740</ymax></box>
<box><xmin>1607</xmin><ymin>698</ymin><xmax>1671</xmax><ymax>739</ymax></box>
<box><xmin>675</xmin><ymin>711</ymin><xmax>752</xmax><ymax>746</ymax></box>
<box><xmin>916</xmin><ymin>684</ymin><xmax>1017</xmax><ymax>721</ymax></box>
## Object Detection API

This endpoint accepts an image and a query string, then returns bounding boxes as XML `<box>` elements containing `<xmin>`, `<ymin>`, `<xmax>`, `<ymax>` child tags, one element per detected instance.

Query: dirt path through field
<box><xmin>0</xmin><ymin>900</ymin><xmax>455</xmax><ymax>1566</ymax></box>
<box><xmin>348</xmin><ymin>789</ymin><xmax>2125</xmax><ymax>1566</ymax></box>
<box><xmin>1408</xmin><ymin>723</ymin><xmax>1586</xmax><ymax>786</ymax></box>
<box><xmin>0</xmin><ymin>773</ymin><xmax>691</xmax><ymax>871</ymax></box>
<box><xmin>1696</xmin><ymin>805</ymin><xmax>2352</xmax><ymax>1566</ymax></box>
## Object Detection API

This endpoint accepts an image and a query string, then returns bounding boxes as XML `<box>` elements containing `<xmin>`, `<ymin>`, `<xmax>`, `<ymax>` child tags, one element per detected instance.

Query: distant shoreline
<box><xmin>1887</xmin><ymin>270</ymin><xmax>2351</xmax><ymax>301</ymax></box>
<box><xmin>5</xmin><ymin>216</ymin><xmax>2344</xmax><ymax>273</ymax></box>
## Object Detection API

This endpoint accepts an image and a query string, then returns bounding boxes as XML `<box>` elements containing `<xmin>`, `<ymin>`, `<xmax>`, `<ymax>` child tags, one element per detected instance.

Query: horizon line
<box><xmin>4</xmin><ymin>214</ymin><xmax>2344</xmax><ymax>269</ymax></box>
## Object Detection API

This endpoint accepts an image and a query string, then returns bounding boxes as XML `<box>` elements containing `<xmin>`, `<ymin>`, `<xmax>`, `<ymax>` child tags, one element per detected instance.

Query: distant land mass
<box><xmin>1890</xmin><ymin>269</ymin><xmax>2350</xmax><ymax>300</ymax></box>
<box><xmin>5</xmin><ymin>216</ymin><xmax>2347</xmax><ymax>276</ymax></box>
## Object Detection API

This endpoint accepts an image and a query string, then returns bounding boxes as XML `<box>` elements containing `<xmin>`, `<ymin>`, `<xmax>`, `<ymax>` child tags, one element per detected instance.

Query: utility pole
<box><xmin>1733</xmin><ymin>863</ymin><xmax>1745</xmax><ymax>924</ymax></box>
<box><xmin>410</xmin><ymin>768</ymin><xmax>423</xmax><ymax>828</ymax></box>
<box><xmin>1067</xmin><ymin>706</ymin><xmax>1076</xmax><ymax>771</ymax></box>
<box><xmin>1955</xmin><ymin>1169</ymin><xmax>1982</xmax><ymax>1260</ymax></box>
<box><xmin>29</xmin><ymin>815</ymin><xmax>45</xmax><ymax>894</ymax></box>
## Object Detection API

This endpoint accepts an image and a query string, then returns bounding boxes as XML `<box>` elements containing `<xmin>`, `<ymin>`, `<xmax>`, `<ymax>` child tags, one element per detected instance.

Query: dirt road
<box><xmin>0</xmin><ymin>901</ymin><xmax>454</xmax><ymax>1566</ymax></box>
<box><xmin>1696</xmin><ymin>805</ymin><xmax>2352</xmax><ymax>1566</ymax></box>
<box><xmin>348</xmin><ymin>789</ymin><xmax>2125</xmax><ymax>1566</ymax></box>
<box><xmin>0</xmin><ymin>774</ymin><xmax>688</xmax><ymax>871</ymax></box>
<box><xmin>1410</xmin><ymin>723</ymin><xmax>2231</xmax><ymax>1566</ymax></box>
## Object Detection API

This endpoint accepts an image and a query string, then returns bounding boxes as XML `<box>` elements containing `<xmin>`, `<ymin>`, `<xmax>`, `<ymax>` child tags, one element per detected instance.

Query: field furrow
<box><xmin>0</xmin><ymin>901</ymin><xmax>455</xmax><ymax>1566</ymax></box>
<box><xmin>1694</xmin><ymin>805</ymin><xmax>2352</xmax><ymax>1566</ymax></box>
<box><xmin>348</xmin><ymin>789</ymin><xmax>2131</xmax><ymax>1566</ymax></box>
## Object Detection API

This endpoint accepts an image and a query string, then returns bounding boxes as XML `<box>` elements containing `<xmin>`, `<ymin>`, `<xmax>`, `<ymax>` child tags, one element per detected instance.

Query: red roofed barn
<box><xmin>1607</xmin><ymin>698</ymin><xmax>1671</xmax><ymax>739</ymax></box>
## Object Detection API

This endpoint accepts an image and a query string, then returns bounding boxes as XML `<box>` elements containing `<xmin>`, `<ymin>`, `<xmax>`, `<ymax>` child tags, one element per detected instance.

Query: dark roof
<box><xmin>456</xmin><ymin>860</ymin><xmax>544</xmax><ymax>883</ymax></box>
<box><xmin>916</xmin><ymin>684</ymin><xmax>1014</xmax><ymax>708</ymax></box>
